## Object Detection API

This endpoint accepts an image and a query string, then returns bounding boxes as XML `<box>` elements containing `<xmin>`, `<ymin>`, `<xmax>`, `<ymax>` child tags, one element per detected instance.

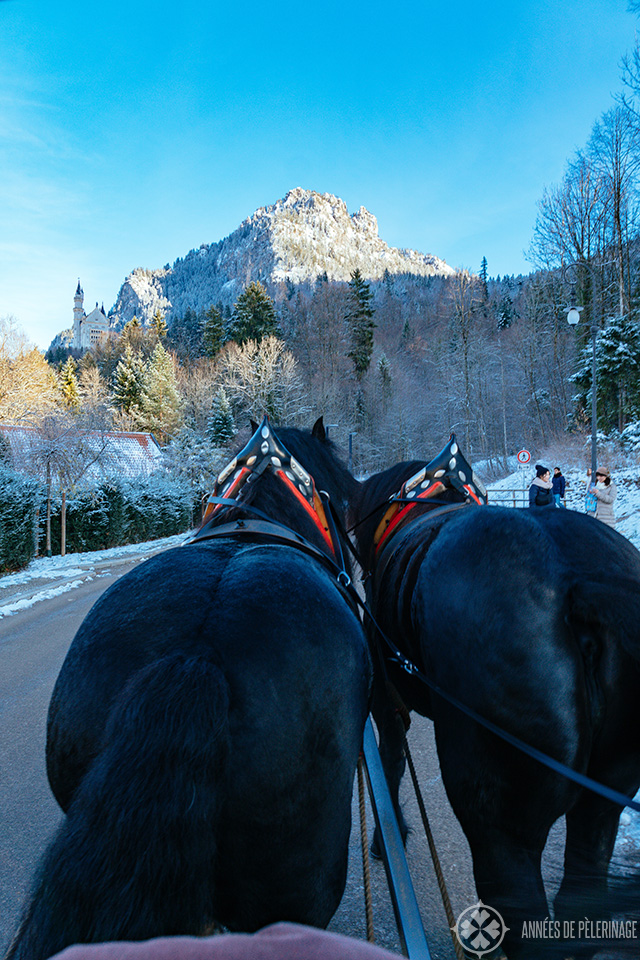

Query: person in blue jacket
<box><xmin>529</xmin><ymin>464</ymin><xmax>555</xmax><ymax>508</ymax></box>
<box><xmin>552</xmin><ymin>466</ymin><xmax>566</xmax><ymax>507</ymax></box>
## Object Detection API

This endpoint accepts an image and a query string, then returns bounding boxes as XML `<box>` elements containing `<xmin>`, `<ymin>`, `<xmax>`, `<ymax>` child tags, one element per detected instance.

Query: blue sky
<box><xmin>1</xmin><ymin>0</ymin><xmax>638</xmax><ymax>349</ymax></box>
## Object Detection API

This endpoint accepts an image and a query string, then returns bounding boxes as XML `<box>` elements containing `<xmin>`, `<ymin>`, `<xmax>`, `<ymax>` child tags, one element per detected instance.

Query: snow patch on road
<box><xmin>0</xmin><ymin>534</ymin><xmax>188</xmax><ymax>589</ymax></box>
<box><xmin>0</xmin><ymin>534</ymin><xmax>188</xmax><ymax>621</ymax></box>
<box><xmin>0</xmin><ymin>579</ymin><xmax>90</xmax><ymax>619</ymax></box>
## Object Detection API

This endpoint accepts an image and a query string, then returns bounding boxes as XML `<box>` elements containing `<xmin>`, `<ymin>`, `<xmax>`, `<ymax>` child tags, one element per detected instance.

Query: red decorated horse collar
<box><xmin>202</xmin><ymin>416</ymin><xmax>335</xmax><ymax>555</ymax></box>
<box><xmin>374</xmin><ymin>434</ymin><xmax>487</xmax><ymax>554</ymax></box>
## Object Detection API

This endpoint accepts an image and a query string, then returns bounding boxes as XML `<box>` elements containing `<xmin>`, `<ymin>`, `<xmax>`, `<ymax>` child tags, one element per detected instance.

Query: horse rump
<box><xmin>6</xmin><ymin>653</ymin><xmax>230</xmax><ymax>960</ymax></box>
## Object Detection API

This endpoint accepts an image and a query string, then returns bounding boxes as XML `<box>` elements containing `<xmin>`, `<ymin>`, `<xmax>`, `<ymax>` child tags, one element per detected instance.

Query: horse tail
<box><xmin>6</xmin><ymin>654</ymin><xmax>230</xmax><ymax>960</ymax></box>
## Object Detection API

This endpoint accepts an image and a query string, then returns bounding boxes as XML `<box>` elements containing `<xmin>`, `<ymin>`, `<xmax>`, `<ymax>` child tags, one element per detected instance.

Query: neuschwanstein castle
<box><xmin>73</xmin><ymin>280</ymin><xmax>110</xmax><ymax>349</ymax></box>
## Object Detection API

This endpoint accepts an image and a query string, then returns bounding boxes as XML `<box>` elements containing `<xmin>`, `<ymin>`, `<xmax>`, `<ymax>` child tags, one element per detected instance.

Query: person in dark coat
<box><xmin>552</xmin><ymin>466</ymin><xmax>566</xmax><ymax>507</ymax></box>
<box><xmin>529</xmin><ymin>464</ymin><xmax>555</xmax><ymax>508</ymax></box>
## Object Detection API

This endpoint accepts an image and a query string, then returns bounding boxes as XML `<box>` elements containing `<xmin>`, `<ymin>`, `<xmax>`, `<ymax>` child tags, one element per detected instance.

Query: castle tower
<box><xmin>73</xmin><ymin>280</ymin><xmax>85</xmax><ymax>347</ymax></box>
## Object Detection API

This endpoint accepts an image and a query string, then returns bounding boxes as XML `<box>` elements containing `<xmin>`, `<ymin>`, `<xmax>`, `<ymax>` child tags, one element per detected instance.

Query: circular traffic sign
<box><xmin>517</xmin><ymin>449</ymin><xmax>531</xmax><ymax>464</ymax></box>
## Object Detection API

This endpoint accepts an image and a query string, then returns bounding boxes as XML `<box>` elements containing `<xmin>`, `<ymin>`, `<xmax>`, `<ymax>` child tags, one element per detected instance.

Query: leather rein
<box><xmin>183</xmin><ymin>426</ymin><xmax>640</xmax><ymax>814</ymax></box>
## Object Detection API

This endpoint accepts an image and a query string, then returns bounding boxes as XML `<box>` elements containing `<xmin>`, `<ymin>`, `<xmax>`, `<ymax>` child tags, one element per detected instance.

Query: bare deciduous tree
<box><xmin>219</xmin><ymin>336</ymin><xmax>307</xmax><ymax>425</ymax></box>
<box><xmin>16</xmin><ymin>413</ymin><xmax>112</xmax><ymax>556</ymax></box>
<box><xmin>589</xmin><ymin>106</ymin><xmax>640</xmax><ymax>315</ymax></box>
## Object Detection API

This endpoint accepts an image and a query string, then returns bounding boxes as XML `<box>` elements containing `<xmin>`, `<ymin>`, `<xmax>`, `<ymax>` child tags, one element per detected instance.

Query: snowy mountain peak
<box><xmin>110</xmin><ymin>188</ymin><xmax>454</xmax><ymax>325</ymax></box>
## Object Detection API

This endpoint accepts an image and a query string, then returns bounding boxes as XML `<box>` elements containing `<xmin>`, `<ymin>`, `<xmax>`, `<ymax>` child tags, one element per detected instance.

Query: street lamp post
<box><xmin>563</xmin><ymin>262</ymin><xmax>599</xmax><ymax>481</ymax></box>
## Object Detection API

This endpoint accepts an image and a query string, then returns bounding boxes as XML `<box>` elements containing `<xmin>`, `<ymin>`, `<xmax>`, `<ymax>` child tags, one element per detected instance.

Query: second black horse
<box><xmin>351</xmin><ymin>436</ymin><xmax>640</xmax><ymax>959</ymax></box>
<box><xmin>7</xmin><ymin>418</ymin><xmax>372</xmax><ymax>960</ymax></box>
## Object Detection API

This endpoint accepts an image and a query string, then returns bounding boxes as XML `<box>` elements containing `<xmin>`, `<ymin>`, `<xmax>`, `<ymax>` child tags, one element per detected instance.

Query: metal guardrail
<box><xmin>487</xmin><ymin>488</ymin><xmax>528</xmax><ymax>508</ymax></box>
<box><xmin>361</xmin><ymin>718</ymin><xmax>433</xmax><ymax>959</ymax></box>
<box><xmin>487</xmin><ymin>488</ymin><xmax>571</xmax><ymax>509</ymax></box>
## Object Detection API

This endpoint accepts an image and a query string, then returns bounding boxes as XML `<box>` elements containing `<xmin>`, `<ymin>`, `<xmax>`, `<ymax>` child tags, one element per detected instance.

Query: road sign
<box><xmin>517</xmin><ymin>449</ymin><xmax>531</xmax><ymax>464</ymax></box>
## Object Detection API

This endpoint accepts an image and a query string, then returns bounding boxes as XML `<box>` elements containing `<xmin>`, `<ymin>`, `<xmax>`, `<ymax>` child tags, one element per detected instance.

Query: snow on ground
<box><xmin>0</xmin><ymin>534</ymin><xmax>188</xmax><ymax>589</ymax></box>
<box><xmin>0</xmin><ymin>533</ymin><xmax>189</xmax><ymax>620</ymax></box>
<box><xmin>1</xmin><ymin>577</ymin><xmax>91</xmax><ymax>618</ymax></box>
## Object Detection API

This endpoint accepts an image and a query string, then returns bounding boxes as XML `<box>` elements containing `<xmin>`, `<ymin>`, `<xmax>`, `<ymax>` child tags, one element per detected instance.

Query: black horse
<box><xmin>351</xmin><ymin>436</ymin><xmax>640</xmax><ymax>959</ymax></box>
<box><xmin>7</xmin><ymin>418</ymin><xmax>371</xmax><ymax>960</ymax></box>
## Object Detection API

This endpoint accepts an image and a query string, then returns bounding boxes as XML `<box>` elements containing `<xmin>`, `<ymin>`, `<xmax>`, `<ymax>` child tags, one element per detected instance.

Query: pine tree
<box><xmin>111</xmin><ymin>344</ymin><xmax>146</xmax><ymax>416</ymax></box>
<box><xmin>58</xmin><ymin>357</ymin><xmax>81</xmax><ymax>410</ymax></box>
<box><xmin>139</xmin><ymin>342</ymin><xmax>182</xmax><ymax>442</ymax></box>
<box><xmin>150</xmin><ymin>309</ymin><xmax>167</xmax><ymax>341</ymax></box>
<box><xmin>202</xmin><ymin>304</ymin><xmax>225</xmax><ymax>358</ymax></box>
<box><xmin>208</xmin><ymin>387</ymin><xmax>235</xmax><ymax>444</ymax></box>
<box><xmin>572</xmin><ymin>314</ymin><xmax>640</xmax><ymax>432</ymax></box>
<box><xmin>479</xmin><ymin>256</ymin><xmax>489</xmax><ymax>300</ymax></box>
<box><xmin>497</xmin><ymin>294</ymin><xmax>514</xmax><ymax>330</ymax></box>
<box><xmin>228</xmin><ymin>281</ymin><xmax>279</xmax><ymax>345</ymax></box>
<box><xmin>378</xmin><ymin>353</ymin><xmax>392</xmax><ymax>412</ymax></box>
<box><xmin>345</xmin><ymin>269</ymin><xmax>376</xmax><ymax>381</ymax></box>
<box><xmin>166</xmin><ymin>308</ymin><xmax>203</xmax><ymax>360</ymax></box>
<box><xmin>378</xmin><ymin>353</ymin><xmax>391</xmax><ymax>390</ymax></box>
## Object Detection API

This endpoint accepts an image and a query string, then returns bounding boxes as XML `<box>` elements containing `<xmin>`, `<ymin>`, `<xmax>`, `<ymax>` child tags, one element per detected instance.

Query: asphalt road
<box><xmin>0</xmin><ymin>549</ymin><xmax>170</xmax><ymax>956</ymax></box>
<box><xmin>0</xmin><ymin>547</ymin><xmax>567</xmax><ymax>960</ymax></box>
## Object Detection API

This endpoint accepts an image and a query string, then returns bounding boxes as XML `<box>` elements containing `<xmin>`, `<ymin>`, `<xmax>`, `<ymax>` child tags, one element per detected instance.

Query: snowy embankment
<box><xmin>0</xmin><ymin>533</ymin><xmax>188</xmax><ymax>620</ymax></box>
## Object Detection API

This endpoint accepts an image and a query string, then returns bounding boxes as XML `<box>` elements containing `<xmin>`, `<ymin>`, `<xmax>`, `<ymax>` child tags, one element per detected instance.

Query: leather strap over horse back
<box><xmin>185</xmin><ymin>517</ymin><xmax>354</xmax><ymax>600</ymax></box>
<box><xmin>201</xmin><ymin>415</ymin><xmax>335</xmax><ymax>556</ymax></box>
<box><xmin>374</xmin><ymin>433</ymin><xmax>487</xmax><ymax>555</ymax></box>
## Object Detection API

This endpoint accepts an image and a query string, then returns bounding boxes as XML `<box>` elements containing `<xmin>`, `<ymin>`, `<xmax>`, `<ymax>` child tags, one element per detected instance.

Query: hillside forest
<box><xmin>7</xmin><ymin>48</ymin><xmax>640</xmax><ymax>479</ymax></box>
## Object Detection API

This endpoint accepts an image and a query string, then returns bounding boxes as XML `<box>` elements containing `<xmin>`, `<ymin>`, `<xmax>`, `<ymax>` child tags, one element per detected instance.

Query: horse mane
<box><xmin>277</xmin><ymin>426</ymin><xmax>358</xmax><ymax>507</ymax></box>
<box><xmin>352</xmin><ymin>460</ymin><xmax>425</xmax><ymax>520</ymax></box>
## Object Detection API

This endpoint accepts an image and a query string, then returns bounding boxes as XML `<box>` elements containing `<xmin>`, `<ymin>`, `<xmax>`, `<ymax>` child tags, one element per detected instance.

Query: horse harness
<box><xmin>372</xmin><ymin>434</ymin><xmax>487</xmax><ymax>555</ymax></box>
<box><xmin>184</xmin><ymin>417</ymin><xmax>353</xmax><ymax>594</ymax></box>
<box><xmin>186</xmin><ymin>424</ymin><xmax>640</xmax><ymax>814</ymax></box>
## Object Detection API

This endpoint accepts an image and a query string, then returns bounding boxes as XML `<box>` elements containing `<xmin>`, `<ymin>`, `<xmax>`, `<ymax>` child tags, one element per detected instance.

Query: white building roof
<box><xmin>0</xmin><ymin>425</ymin><xmax>164</xmax><ymax>483</ymax></box>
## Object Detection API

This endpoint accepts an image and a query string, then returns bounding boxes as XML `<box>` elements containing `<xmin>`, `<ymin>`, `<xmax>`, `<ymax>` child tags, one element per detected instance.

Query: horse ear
<box><xmin>249</xmin><ymin>419</ymin><xmax>258</xmax><ymax>433</ymax></box>
<box><xmin>311</xmin><ymin>417</ymin><xmax>326</xmax><ymax>441</ymax></box>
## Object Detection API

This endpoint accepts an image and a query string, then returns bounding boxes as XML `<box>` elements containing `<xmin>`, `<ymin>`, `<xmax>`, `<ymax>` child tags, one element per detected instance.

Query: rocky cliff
<box><xmin>110</xmin><ymin>188</ymin><xmax>454</xmax><ymax>325</ymax></box>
